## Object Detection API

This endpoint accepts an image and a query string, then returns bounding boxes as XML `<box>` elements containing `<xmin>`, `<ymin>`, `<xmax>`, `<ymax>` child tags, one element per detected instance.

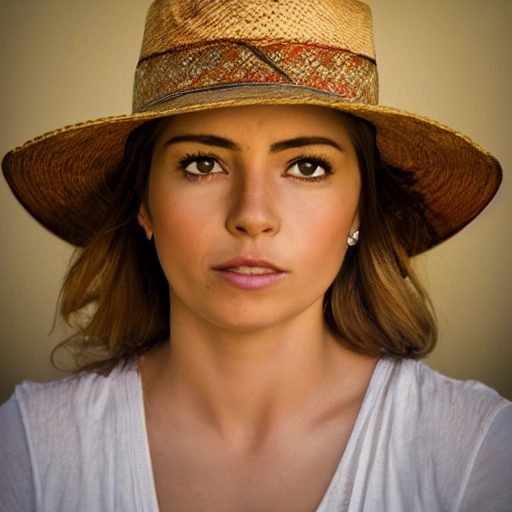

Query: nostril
<box><xmin>233</xmin><ymin>224</ymin><xmax>274</xmax><ymax>235</ymax></box>
<box><xmin>227</xmin><ymin>205</ymin><xmax>280</xmax><ymax>236</ymax></box>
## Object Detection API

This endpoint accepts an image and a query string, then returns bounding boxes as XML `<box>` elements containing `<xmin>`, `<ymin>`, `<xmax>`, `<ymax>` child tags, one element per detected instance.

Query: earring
<box><xmin>347</xmin><ymin>230</ymin><xmax>359</xmax><ymax>247</ymax></box>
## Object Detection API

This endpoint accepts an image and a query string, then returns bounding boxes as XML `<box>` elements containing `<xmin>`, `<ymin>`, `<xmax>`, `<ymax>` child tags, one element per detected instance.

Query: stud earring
<box><xmin>347</xmin><ymin>230</ymin><xmax>360</xmax><ymax>247</ymax></box>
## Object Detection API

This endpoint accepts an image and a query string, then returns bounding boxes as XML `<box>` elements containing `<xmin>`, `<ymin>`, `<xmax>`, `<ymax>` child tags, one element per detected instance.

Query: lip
<box><xmin>213</xmin><ymin>257</ymin><xmax>287</xmax><ymax>290</ymax></box>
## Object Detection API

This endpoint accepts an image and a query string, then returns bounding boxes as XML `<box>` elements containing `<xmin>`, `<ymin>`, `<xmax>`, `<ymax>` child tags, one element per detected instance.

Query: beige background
<box><xmin>0</xmin><ymin>0</ymin><xmax>511</xmax><ymax>404</ymax></box>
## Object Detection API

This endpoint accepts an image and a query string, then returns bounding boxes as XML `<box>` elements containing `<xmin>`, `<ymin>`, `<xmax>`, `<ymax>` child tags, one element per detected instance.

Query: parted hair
<box><xmin>54</xmin><ymin>112</ymin><xmax>437</xmax><ymax>373</ymax></box>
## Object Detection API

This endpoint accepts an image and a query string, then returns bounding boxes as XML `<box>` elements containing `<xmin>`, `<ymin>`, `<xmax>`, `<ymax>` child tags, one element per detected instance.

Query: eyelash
<box><xmin>285</xmin><ymin>155</ymin><xmax>333</xmax><ymax>182</ymax></box>
<box><xmin>177</xmin><ymin>152</ymin><xmax>224</xmax><ymax>181</ymax></box>
<box><xmin>176</xmin><ymin>152</ymin><xmax>334</xmax><ymax>182</ymax></box>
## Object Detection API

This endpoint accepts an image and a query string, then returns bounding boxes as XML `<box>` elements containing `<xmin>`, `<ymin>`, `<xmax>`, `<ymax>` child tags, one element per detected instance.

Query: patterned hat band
<box><xmin>133</xmin><ymin>42</ymin><xmax>379</xmax><ymax>112</ymax></box>
<box><xmin>2</xmin><ymin>0</ymin><xmax>501</xmax><ymax>252</ymax></box>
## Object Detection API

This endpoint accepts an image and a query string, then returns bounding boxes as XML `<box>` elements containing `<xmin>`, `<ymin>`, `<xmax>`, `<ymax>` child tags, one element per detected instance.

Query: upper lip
<box><xmin>213</xmin><ymin>257</ymin><xmax>285</xmax><ymax>272</ymax></box>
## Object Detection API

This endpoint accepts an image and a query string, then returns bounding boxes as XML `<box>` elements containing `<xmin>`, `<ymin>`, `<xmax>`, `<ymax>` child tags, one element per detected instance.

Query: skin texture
<box><xmin>139</xmin><ymin>105</ymin><xmax>360</xmax><ymax>333</ymax></box>
<box><xmin>138</xmin><ymin>105</ymin><xmax>377</xmax><ymax>511</ymax></box>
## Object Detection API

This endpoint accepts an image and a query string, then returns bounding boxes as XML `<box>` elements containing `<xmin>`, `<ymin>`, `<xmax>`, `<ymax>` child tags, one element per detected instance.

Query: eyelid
<box><xmin>285</xmin><ymin>155</ymin><xmax>333</xmax><ymax>180</ymax></box>
<box><xmin>175</xmin><ymin>151</ymin><xmax>333</xmax><ymax>181</ymax></box>
<box><xmin>178</xmin><ymin>152</ymin><xmax>226</xmax><ymax>176</ymax></box>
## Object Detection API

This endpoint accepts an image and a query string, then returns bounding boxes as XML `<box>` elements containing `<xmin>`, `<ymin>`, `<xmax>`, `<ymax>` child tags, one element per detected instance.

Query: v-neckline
<box><xmin>315</xmin><ymin>357</ymin><xmax>394</xmax><ymax>510</ymax></box>
<box><xmin>130</xmin><ymin>357</ymin><xmax>392</xmax><ymax>512</ymax></box>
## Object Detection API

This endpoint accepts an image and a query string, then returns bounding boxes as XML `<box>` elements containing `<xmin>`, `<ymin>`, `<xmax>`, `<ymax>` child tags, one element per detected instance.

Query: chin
<box><xmin>198</xmin><ymin>299</ymin><xmax>324</xmax><ymax>334</ymax></box>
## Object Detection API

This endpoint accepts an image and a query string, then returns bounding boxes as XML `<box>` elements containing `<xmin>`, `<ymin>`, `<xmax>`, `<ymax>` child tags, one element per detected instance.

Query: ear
<box><xmin>350</xmin><ymin>211</ymin><xmax>360</xmax><ymax>236</ymax></box>
<box><xmin>137</xmin><ymin>204</ymin><xmax>154</xmax><ymax>241</ymax></box>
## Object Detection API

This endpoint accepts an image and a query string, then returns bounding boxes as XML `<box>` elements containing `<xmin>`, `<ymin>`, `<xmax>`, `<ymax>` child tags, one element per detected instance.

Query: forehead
<box><xmin>155</xmin><ymin>104</ymin><xmax>354</xmax><ymax>146</ymax></box>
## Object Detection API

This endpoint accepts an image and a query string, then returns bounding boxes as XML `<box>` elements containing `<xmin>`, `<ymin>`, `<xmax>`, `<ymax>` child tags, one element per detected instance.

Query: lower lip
<box><xmin>216</xmin><ymin>270</ymin><xmax>286</xmax><ymax>290</ymax></box>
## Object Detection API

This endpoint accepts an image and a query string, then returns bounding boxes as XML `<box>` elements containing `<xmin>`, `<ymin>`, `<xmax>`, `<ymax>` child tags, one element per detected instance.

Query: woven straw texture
<box><xmin>141</xmin><ymin>0</ymin><xmax>375</xmax><ymax>59</ymax></box>
<box><xmin>1</xmin><ymin>0</ymin><xmax>502</xmax><ymax>253</ymax></box>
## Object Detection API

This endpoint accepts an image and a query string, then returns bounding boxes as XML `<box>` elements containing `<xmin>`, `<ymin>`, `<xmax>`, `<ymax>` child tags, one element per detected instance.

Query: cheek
<box><xmin>293</xmin><ymin>187</ymin><xmax>358</xmax><ymax>248</ymax></box>
<box><xmin>149</xmin><ymin>187</ymin><xmax>220</xmax><ymax>281</ymax></box>
<box><xmin>287</xmin><ymin>196</ymin><xmax>355</xmax><ymax>289</ymax></box>
<box><xmin>153</xmin><ymin>208</ymin><xmax>202</xmax><ymax>260</ymax></box>
<box><xmin>302</xmin><ymin>218</ymin><xmax>349</xmax><ymax>278</ymax></box>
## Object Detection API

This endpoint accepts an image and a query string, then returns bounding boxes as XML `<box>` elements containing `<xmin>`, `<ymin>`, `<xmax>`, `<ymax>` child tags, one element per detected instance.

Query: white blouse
<box><xmin>1</xmin><ymin>358</ymin><xmax>511</xmax><ymax>511</ymax></box>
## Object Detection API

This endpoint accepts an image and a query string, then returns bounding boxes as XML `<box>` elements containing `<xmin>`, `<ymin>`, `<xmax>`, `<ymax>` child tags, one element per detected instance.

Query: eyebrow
<box><xmin>164</xmin><ymin>135</ymin><xmax>344</xmax><ymax>153</ymax></box>
<box><xmin>270</xmin><ymin>137</ymin><xmax>343</xmax><ymax>153</ymax></box>
<box><xmin>165</xmin><ymin>135</ymin><xmax>238</xmax><ymax>150</ymax></box>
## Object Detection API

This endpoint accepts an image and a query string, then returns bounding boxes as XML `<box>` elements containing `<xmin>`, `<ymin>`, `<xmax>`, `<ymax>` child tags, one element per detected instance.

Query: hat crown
<box><xmin>2</xmin><ymin>0</ymin><xmax>501</xmax><ymax>254</ymax></box>
<box><xmin>133</xmin><ymin>0</ymin><xmax>379</xmax><ymax>112</ymax></box>
<box><xmin>141</xmin><ymin>0</ymin><xmax>375</xmax><ymax>60</ymax></box>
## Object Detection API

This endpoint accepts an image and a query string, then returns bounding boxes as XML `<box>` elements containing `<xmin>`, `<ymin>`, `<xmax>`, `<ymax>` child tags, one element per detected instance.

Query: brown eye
<box><xmin>184</xmin><ymin>157</ymin><xmax>223</xmax><ymax>175</ymax></box>
<box><xmin>196</xmin><ymin>158</ymin><xmax>215</xmax><ymax>174</ymax></box>
<box><xmin>298</xmin><ymin>161</ymin><xmax>317</xmax><ymax>176</ymax></box>
<box><xmin>287</xmin><ymin>158</ymin><xmax>329</xmax><ymax>179</ymax></box>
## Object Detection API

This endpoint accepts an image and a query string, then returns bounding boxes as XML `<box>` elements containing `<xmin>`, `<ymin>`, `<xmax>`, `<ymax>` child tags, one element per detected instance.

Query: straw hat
<box><xmin>2</xmin><ymin>0</ymin><xmax>501</xmax><ymax>253</ymax></box>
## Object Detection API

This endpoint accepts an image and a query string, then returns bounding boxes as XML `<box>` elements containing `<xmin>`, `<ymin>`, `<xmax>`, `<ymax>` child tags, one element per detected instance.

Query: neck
<box><xmin>141</xmin><ymin>303</ymin><xmax>375</xmax><ymax>448</ymax></box>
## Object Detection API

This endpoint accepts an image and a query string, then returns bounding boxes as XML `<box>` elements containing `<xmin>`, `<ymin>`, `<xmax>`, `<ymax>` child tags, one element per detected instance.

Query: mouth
<box><xmin>213</xmin><ymin>258</ymin><xmax>287</xmax><ymax>290</ymax></box>
<box><xmin>225</xmin><ymin>265</ymin><xmax>278</xmax><ymax>275</ymax></box>
<box><xmin>214</xmin><ymin>257</ymin><xmax>285</xmax><ymax>273</ymax></box>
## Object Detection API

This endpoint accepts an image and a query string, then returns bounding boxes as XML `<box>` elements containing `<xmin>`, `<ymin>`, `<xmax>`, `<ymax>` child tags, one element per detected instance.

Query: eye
<box><xmin>181</xmin><ymin>155</ymin><xmax>224</xmax><ymax>175</ymax></box>
<box><xmin>286</xmin><ymin>158</ymin><xmax>330</xmax><ymax>179</ymax></box>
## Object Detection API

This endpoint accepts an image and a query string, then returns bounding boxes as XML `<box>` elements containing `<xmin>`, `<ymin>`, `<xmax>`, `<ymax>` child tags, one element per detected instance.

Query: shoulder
<box><xmin>17</xmin><ymin>364</ymin><xmax>119</xmax><ymax>399</ymax></box>
<box><xmin>15</xmin><ymin>364</ymin><xmax>132</xmax><ymax>406</ymax></box>
<box><xmin>376</xmin><ymin>358</ymin><xmax>511</xmax><ymax>508</ymax></box>
<box><xmin>13</xmin><ymin>364</ymin><xmax>140</xmax><ymax>447</ymax></box>
<box><xmin>382</xmin><ymin>358</ymin><xmax>509</xmax><ymax>425</ymax></box>
<box><xmin>379</xmin><ymin>357</ymin><xmax>510</xmax><ymax>453</ymax></box>
<box><xmin>0</xmin><ymin>364</ymin><xmax>151</xmax><ymax>511</ymax></box>
<box><xmin>458</xmin><ymin>403</ymin><xmax>512</xmax><ymax>512</ymax></box>
<box><xmin>0</xmin><ymin>370</ymin><xmax>129</xmax><ymax>512</ymax></box>
<box><xmin>0</xmin><ymin>393</ymin><xmax>35</xmax><ymax>511</ymax></box>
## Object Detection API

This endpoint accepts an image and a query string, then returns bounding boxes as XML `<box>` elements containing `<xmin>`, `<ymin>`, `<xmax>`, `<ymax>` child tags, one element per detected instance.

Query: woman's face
<box><xmin>139</xmin><ymin>105</ymin><xmax>361</xmax><ymax>332</ymax></box>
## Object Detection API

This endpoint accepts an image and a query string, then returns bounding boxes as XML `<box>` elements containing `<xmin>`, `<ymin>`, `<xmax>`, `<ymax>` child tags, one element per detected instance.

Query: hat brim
<box><xmin>2</xmin><ymin>84</ymin><xmax>502</xmax><ymax>253</ymax></box>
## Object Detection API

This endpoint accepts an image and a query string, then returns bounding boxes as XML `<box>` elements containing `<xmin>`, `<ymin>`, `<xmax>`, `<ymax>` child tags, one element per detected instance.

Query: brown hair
<box><xmin>324</xmin><ymin>114</ymin><xmax>437</xmax><ymax>358</ymax></box>
<box><xmin>54</xmin><ymin>120</ymin><xmax>169</xmax><ymax>373</ymax></box>
<box><xmin>53</xmin><ymin>112</ymin><xmax>436</xmax><ymax>373</ymax></box>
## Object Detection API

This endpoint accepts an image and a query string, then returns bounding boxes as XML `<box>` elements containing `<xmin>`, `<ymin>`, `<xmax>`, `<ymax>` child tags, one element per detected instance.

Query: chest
<box><xmin>147</xmin><ymin>416</ymin><xmax>356</xmax><ymax>512</ymax></box>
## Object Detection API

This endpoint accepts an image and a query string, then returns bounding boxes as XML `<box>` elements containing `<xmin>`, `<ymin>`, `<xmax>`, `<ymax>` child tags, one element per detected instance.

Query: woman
<box><xmin>1</xmin><ymin>1</ymin><xmax>510</xmax><ymax>511</ymax></box>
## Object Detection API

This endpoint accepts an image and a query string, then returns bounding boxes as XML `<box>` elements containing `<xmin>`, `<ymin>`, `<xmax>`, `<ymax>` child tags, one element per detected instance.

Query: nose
<box><xmin>225</xmin><ymin>170</ymin><xmax>280</xmax><ymax>237</ymax></box>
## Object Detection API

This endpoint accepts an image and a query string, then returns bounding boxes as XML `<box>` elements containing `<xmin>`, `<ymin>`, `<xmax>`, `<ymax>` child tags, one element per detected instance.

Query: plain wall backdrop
<box><xmin>0</xmin><ymin>0</ymin><xmax>511</xmax><ymax>404</ymax></box>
